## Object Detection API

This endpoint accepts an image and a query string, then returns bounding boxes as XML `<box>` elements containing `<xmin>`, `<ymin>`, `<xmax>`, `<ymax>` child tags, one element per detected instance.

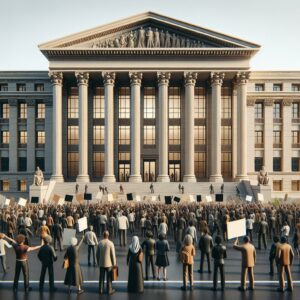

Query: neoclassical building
<box><xmin>0</xmin><ymin>12</ymin><xmax>300</xmax><ymax>197</ymax></box>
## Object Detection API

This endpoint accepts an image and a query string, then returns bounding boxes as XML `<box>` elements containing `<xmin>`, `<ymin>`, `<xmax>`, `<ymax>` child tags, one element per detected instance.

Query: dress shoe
<box><xmin>180</xmin><ymin>286</ymin><xmax>187</xmax><ymax>291</ymax></box>
<box><xmin>108</xmin><ymin>289</ymin><xmax>116</xmax><ymax>295</ymax></box>
<box><xmin>238</xmin><ymin>286</ymin><xmax>246</xmax><ymax>291</ymax></box>
<box><xmin>286</xmin><ymin>288</ymin><xmax>293</xmax><ymax>292</ymax></box>
<box><xmin>277</xmin><ymin>288</ymin><xmax>285</xmax><ymax>293</ymax></box>
<box><xmin>247</xmin><ymin>287</ymin><xmax>254</xmax><ymax>291</ymax></box>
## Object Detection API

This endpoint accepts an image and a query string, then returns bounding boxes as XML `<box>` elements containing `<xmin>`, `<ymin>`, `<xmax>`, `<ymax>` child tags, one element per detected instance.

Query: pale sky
<box><xmin>1</xmin><ymin>0</ymin><xmax>299</xmax><ymax>71</ymax></box>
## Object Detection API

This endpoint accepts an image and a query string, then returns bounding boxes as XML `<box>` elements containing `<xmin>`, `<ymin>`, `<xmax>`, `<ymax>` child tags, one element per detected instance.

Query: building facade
<box><xmin>0</xmin><ymin>12</ymin><xmax>300</xmax><ymax>196</ymax></box>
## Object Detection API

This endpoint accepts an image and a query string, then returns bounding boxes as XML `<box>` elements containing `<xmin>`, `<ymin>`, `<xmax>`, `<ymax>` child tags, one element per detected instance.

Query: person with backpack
<box><xmin>180</xmin><ymin>234</ymin><xmax>196</xmax><ymax>291</ymax></box>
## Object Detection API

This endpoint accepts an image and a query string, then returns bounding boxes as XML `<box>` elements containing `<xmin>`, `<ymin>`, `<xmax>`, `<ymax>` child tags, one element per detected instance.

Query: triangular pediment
<box><xmin>39</xmin><ymin>12</ymin><xmax>260</xmax><ymax>52</ymax></box>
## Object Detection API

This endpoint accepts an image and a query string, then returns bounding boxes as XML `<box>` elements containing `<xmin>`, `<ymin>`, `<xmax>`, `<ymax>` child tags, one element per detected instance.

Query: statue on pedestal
<box><xmin>34</xmin><ymin>166</ymin><xmax>44</xmax><ymax>186</ymax></box>
<box><xmin>257</xmin><ymin>166</ymin><xmax>269</xmax><ymax>185</ymax></box>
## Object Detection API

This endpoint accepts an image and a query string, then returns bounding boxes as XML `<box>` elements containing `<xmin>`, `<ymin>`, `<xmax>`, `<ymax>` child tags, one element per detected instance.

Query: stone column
<box><xmin>102</xmin><ymin>72</ymin><xmax>116</xmax><ymax>182</ymax></box>
<box><xmin>76</xmin><ymin>72</ymin><xmax>90</xmax><ymax>183</ymax></box>
<box><xmin>264</xmin><ymin>99</ymin><xmax>274</xmax><ymax>173</ymax></box>
<box><xmin>129</xmin><ymin>72</ymin><xmax>143</xmax><ymax>182</ymax></box>
<box><xmin>235</xmin><ymin>72</ymin><xmax>249</xmax><ymax>180</ymax></box>
<box><xmin>209</xmin><ymin>72</ymin><xmax>224</xmax><ymax>182</ymax></box>
<box><xmin>26</xmin><ymin>99</ymin><xmax>36</xmax><ymax>173</ymax></box>
<box><xmin>232</xmin><ymin>84</ymin><xmax>238</xmax><ymax>179</ymax></box>
<box><xmin>49</xmin><ymin>72</ymin><xmax>64</xmax><ymax>182</ymax></box>
<box><xmin>9</xmin><ymin>99</ymin><xmax>18</xmax><ymax>173</ymax></box>
<box><xmin>157</xmin><ymin>72</ymin><xmax>171</xmax><ymax>182</ymax></box>
<box><xmin>183</xmin><ymin>72</ymin><xmax>197</xmax><ymax>182</ymax></box>
<box><xmin>45</xmin><ymin>99</ymin><xmax>52</xmax><ymax>174</ymax></box>
<box><xmin>282</xmin><ymin>99</ymin><xmax>292</xmax><ymax>172</ymax></box>
<box><xmin>247</xmin><ymin>98</ymin><xmax>256</xmax><ymax>173</ymax></box>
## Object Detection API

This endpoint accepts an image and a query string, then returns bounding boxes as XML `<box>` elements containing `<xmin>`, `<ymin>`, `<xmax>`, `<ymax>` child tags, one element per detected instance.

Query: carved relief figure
<box><xmin>146</xmin><ymin>27</ymin><xmax>154</xmax><ymax>48</ymax></box>
<box><xmin>171</xmin><ymin>33</ymin><xmax>177</xmax><ymax>47</ymax></box>
<box><xmin>137</xmin><ymin>27</ymin><xmax>146</xmax><ymax>48</ymax></box>
<box><xmin>127</xmin><ymin>31</ymin><xmax>135</xmax><ymax>48</ymax></box>
<box><xmin>34</xmin><ymin>166</ymin><xmax>44</xmax><ymax>186</ymax></box>
<box><xmin>160</xmin><ymin>30</ymin><xmax>165</xmax><ymax>47</ymax></box>
<box><xmin>119</xmin><ymin>34</ymin><xmax>127</xmax><ymax>48</ymax></box>
<box><xmin>154</xmin><ymin>28</ymin><xmax>160</xmax><ymax>47</ymax></box>
<box><xmin>165</xmin><ymin>31</ymin><xmax>171</xmax><ymax>47</ymax></box>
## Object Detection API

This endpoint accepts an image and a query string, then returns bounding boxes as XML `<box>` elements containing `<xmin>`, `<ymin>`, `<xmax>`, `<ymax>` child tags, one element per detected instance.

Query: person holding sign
<box><xmin>233</xmin><ymin>236</ymin><xmax>256</xmax><ymax>291</ymax></box>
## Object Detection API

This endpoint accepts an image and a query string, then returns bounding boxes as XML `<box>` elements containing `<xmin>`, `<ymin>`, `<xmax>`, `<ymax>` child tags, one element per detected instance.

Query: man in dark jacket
<box><xmin>269</xmin><ymin>236</ymin><xmax>280</xmax><ymax>275</ymax></box>
<box><xmin>52</xmin><ymin>220</ymin><xmax>63</xmax><ymax>251</ymax></box>
<box><xmin>141</xmin><ymin>231</ymin><xmax>156</xmax><ymax>280</ymax></box>
<box><xmin>211</xmin><ymin>235</ymin><xmax>227</xmax><ymax>290</ymax></box>
<box><xmin>198</xmin><ymin>229</ymin><xmax>213</xmax><ymax>273</ymax></box>
<box><xmin>38</xmin><ymin>236</ymin><xmax>57</xmax><ymax>292</ymax></box>
<box><xmin>258</xmin><ymin>218</ymin><xmax>269</xmax><ymax>250</ymax></box>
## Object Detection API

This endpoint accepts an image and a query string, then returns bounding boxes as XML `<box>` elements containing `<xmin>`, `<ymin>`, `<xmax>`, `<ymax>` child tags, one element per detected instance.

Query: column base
<box><xmin>50</xmin><ymin>175</ymin><xmax>64</xmax><ymax>182</ymax></box>
<box><xmin>129</xmin><ymin>175</ymin><xmax>142</xmax><ymax>183</ymax></box>
<box><xmin>209</xmin><ymin>175</ymin><xmax>223</xmax><ymax>183</ymax></box>
<box><xmin>183</xmin><ymin>175</ymin><xmax>197</xmax><ymax>182</ymax></box>
<box><xmin>235</xmin><ymin>174</ymin><xmax>249</xmax><ymax>181</ymax></box>
<box><xmin>76</xmin><ymin>174</ymin><xmax>90</xmax><ymax>183</ymax></box>
<box><xmin>103</xmin><ymin>175</ymin><xmax>116</xmax><ymax>183</ymax></box>
<box><xmin>157</xmin><ymin>175</ymin><xmax>170</xmax><ymax>182</ymax></box>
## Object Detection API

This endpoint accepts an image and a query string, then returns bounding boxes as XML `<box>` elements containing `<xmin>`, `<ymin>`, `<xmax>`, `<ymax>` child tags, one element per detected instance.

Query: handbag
<box><xmin>63</xmin><ymin>258</ymin><xmax>69</xmax><ymax>269</ymax></box>
<box><xmin>137</xmin><ymin>250</ymin><xmax>144</xmax><ymax>263</ymax></box>
<box><xmin>112</xmin><ymin>266</ymin><xmax>118</xmax><ymax>281</ymax></box>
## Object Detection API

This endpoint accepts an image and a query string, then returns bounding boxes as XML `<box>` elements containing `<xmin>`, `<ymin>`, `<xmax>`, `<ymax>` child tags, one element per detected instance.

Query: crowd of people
<box><xmin>0</xmin><ymin>199</ymin><xmax>299</xmax><ymax>294</ymax></box>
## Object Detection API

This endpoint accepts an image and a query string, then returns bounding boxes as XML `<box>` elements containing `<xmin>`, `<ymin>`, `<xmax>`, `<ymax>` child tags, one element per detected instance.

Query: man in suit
<box><xmin>37</xmin><ymin>236</ymin><xmax>57</xmax><ymax>292</ymax></box>
<box><xmin>52</xmin><ymin>219</ymin><xmax>63</xmax><ymax>251</ymax></box>
<box><xmin>141</xmin><ymin>231</ymin><xmax>156</xmax><ymax>280</ymax></box>
<box><xmin>258</xmin><ymin>217</ymin><xmax>269</xmax><ymax>250</ymax></box>
<box><xmin>198</xmin><ymin>229</ymin><xmax>213</xmax><ymax>273</ymax></box>
<box><xmin>96</xmin><ymin>230</ymin><xmax>116</xmax><ymax>294</ymax></box>
<box><xmin>233</xmin><ymin>236</ymin><xmax>256</xmax><ymax>291</ymax></box>
<box><xmin>276</xmin><ymin>236</ymin><xmax>294</xmax><ymax>292</ymax></box>
<box><xmin>269</xmin><ymin>236</ymin><xmax>280</xmax><ymax>275</ymax></box>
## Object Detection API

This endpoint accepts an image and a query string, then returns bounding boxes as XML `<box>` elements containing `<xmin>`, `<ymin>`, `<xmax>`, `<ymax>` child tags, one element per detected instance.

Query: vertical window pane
<box><xmin>119</xmin><ymin>125</ymin><xmax>130</xmax><ymax>145</ymax></box>
<box><xmin>221</xmin><ymin>152</ymin><xmax>232</xmax><ymax>177</ymax></box>
<box><xmin>68</xmin><ymin>125</ymin><xmax>79</xmax><ymax>145</ymax></box>
<box><xmin>144</xmin><ymin>125</ymin><xmax>155</xmax><ymax>145</ymax></box>
<box><xmin>169</xmin><ymin>125</ymin><xmax>180</xmax><ymax>145</ymax></box>
<box><xmin>36</xmin><ymin>103</ymin><xmax>45</xmax><ymax>119</ymax></box>
<box><xmin>67</xmin><ymin>152</ymin><xmax>79</xmax><ymax>177</ymax></box>
<box><xmin>93</xmin><ymin>152</ymin><xmax>104</xmax><ymax>177</ymax></box>
<box><xmin>144</xmin><ymin>87</ymin><xmax>156</xmax><ymax>119</ymax></box>
<box><xmin>273</xmin><ymin>103</ymin><xmax>281</xmax><ymax>119</ymax></box>
<box><xmin>1</xmin><ymin>103</ymin><xmax>9</xmax><ymax>119</ymax></box>
<box><xmin>36</xmin><ymin>131</ymin><xmax>45</xmax><ymax>144</ymax></box>
<box><xmin>169</xmin><ymin>87</ymin><xmax>181</xmax><ymax>118</ymax></box>
<box><xmin>19</xmin><ymin>103</ymin><xmax>27</xmax><ymax>119</ymax></box>
<box><xmin>221</xmin><ymin>126</ymin><xmax>232</xmax><ymax>145</ymax></box>
<box><xmin>195</xmin><ymin>152</ymin><xmax>206</xmax><ymax>178</ymax></box>
<box><xmin>93</xmin><ymin>125</ymin><xmax>105</xmax><ymax>145</ymax></box>
<box><xmin>221</xmin><ymin>88</ymin><xmax>231</xmax><ymax>119</ymax></box>
<box><xmin>68</xmin><ymin>88</ymin><xmax>79</xmax><ymax>118</ymax></box>
<box><xmin>94</xmin><ymin>87</ymin><xmax>105</xmax><ymax>119</ymax></box>
<box><xmin>119</xmin><ymin>87</ymin><xmax>130</xmax><ymax>118</ymax></box>
<box><xmin>194</xmin><ymin>87</ymin><xmax>206</xmax><ymax>118</ymax></box>
<box><xmin>292</xmin><ymin>103</ymin><xmax>299</xmax><ymax>119</ymax></box>
<box><xmin>255</xmin><ymin>103</ymin><xmax>263</xmax><ymax>119</ymax></box>
<box><xmin>194</xmin><ymin>125</ymin><xmax>206</xmax><ymax>145</ymax></box>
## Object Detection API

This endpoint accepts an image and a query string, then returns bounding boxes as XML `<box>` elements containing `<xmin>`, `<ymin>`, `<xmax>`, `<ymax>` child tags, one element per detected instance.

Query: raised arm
<box><xmin>3</xmin><ymin>234</ymin><xmax>16</xmax><ymax>244</ymax></box>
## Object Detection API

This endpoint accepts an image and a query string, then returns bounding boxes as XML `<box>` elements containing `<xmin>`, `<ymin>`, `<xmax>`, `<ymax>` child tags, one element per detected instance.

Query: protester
<box><xmin>269</xmin><ymin>236</ymin><xmax>280</xmax><ymax>276</ymax></box>
<box><xmin>198</xmin><ymin>229</ymin><xmax>213</xmax><ymax>273</ymax></box>
<box><xmin>141</xmin><ymin>231</ymin><xmax>156</xmax><ymax>280</ymax></box>
<box><xmin>0</xmin><ymin>233</ymin><xmax>12</xmax><ymax>273</ymax></box>
<box><xmin>84</xmin><ymin>226</ymin><xmax>98</xmax><ymax>266</ymax></box>
<box><xmin>155</xmin><ymin>233</ymin><xmax>170</xmax><ymax>281</ymax></box>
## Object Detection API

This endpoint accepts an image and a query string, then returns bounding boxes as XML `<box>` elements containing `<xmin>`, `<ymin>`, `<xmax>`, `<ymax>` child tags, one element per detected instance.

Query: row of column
<box><xmin>49</xmin><ymin>71</ymin><xmax>249</xmax><ymax>183</ymax></box>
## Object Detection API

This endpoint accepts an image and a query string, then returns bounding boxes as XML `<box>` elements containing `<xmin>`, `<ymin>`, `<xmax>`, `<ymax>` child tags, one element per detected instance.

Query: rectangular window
<box><xmin>273</xmin><ymin>131</ymin><xmax>282</xmax><ymax>145</ymax></box>
<box><xmin>168</xmin><ymin>87</ymin><xmax>181</xmax><ymax>118</ymax></box>
<box><xmin>93</xmin><ymin>152</ymin><xmax>105</xmax><ymax>178</ymax></box>
<box><xmin>18</xmin><ymin>157</ymin><xmax>27</xmax><ymax>172</ymax></box>
<box><xmin>255</xmin><ymin>157</ymin><xmax>263</xmax><ymax>172</ymax></box>
<box><xmin>35</xmin><ymin>157</ymin><xmax>45</xmax><ymax>171</ymax></box>
<box><xmin>221</xmin><ymin>152</ymin><xmax>232</xmax><ymax>178</ymax></box>
<box><xmin>255</xmin><ymin>84</ymin><xmax>265</xmax><ymax>92</ymax></box>
<box><xmin>292</xmin><ymin>131</ymin><xmax>300</xmax><ymax>144</ymax></box>
<box><xmin>273</xmin><ymin>157</ymin><xmax>282</xmax><ymax>171</ymax></box>
<box><xmin>144</xmin><ymin>125</ymin><xmax>155</xmax><ymax>145</ymax></box>
<box><xmin>273</xmin><ymin>84</ymin><xmax>282</xmax><ymax>92</ymax></box>
<box><xmin>0</xmin><ymin>157</ymin><xmax>9</xmax><ymax>171</ymax></box>
<box><xmin>19</xmin><ymin>131</ymin><xmax>27</xmax><ymax>144</ymax></box>
<box><xmin>34</xmin><ymin>84</ymin><xmax>44</xmax><ymax>92</ymax></box>
<box><xmin>273</xmin><ymin>102</ymin><xmax>281</xmax><ymax>119</ymax></box>
<box><xmin>292</xmin><ymin>157</ymin><xmax>300</xmax><ymax>171</ymax></box>
<box><xmin>36</xmin><ymin>103</ymin><xmax>45</xmax><ymax>119</ymax></box>
<box><xmin>18</xmin><ymin>103</ymin><xmax>27</xmax><ymax>119</ymax></box>
<box><xmin>221</xmin><ymin>126</ymin><xmax>232</xmax><ymax>145</ymax></box>
<box><xmin>0</xmin><ymin>84</ymin><xmax>8</xmax><ymax>91</ymax></box>
<box><xmin>17</xmin><ymin>84</ymin><xmax>26</xmax><ymax>92</ymax></box>
<box><xmin>1</xmin><ymin>131</ymin><xmax>9</xmax><ymax>144</ymax></box>
<box><xmin>93</xmin><ymin>87</ymin><xmax>105</xmax><ymax>119</ymax></box>
<box><xmin>67</xmin><ymin>152</ymin><xmax>78</xmax><ymax>178</ymax></box>
<box><xmin>119</xmin><ymin>152</ymin><xmax>130</xmax><ymax>161</ymax></box>
<box><xmin>168</xmin><ymin>152</ymin><xmax>181</xmax><ymax>161</ymax></box>
<box><xmin>0</xmin><ymin>103</ymin><xmax>9</xmax><ymax>119</ymax></box>
<box><xmin>144</xmin><ymin>87</ymin><xmax>156</xmax><ymax>119</ymax></box>
<box><xmin>195</xmin><ymin>152</ymin><xmax>206</xmax><ymax>178</ymax></box>
<box><xmin>67</xmin><ymin>125</ymin><xmax>79</xmax><ymax>145</ymax></box>
<box><xmin>194</xmin><ymin>125</ymin><xmax>206</xmax><ymax>145</ymax></box>
<box><xmin>0</xmin><ymin>180</ymin><xmax>10</xmax><ymax>192</ymax></box>
<box><xmin>255</xmin><ymin>131</ymin><xmax>263</xmax><ymax>145</ymax></box>
<box><xmin>18</xmin><ymin>180</ymin><xmax>27</xmax><ymax>192</ymax></box>
<box><xmin>292</xmin><ymin>103</ymin><xmax>299</xmax><ymax>119</ymax></box>
<box><xmin>273</xmin><ymin>180</ymin><xmax>282</xmax><ymax>191</ymax></box>
<box><xmin>93</xmin><ymin>125</ymin><xmax>104</xmax><ymax>145</ymax></box>
<box><xmin>169</xmin><ymin>125</ymin><xmax>180</xmax><ymax>145</ymax></box>
<box><xmin>194</xmin><ymin>87</ymin><xmax>205</xmax><ymax>118</ymax></box>
<box><xmin>119</xmin><ymin>125</ymin><xmax>130</xmax><ymax>145</ymax></box>
<box><xmin>292</xmin><ymin>180</ymin><xmax>300</xmax><ymax>191</ymax></box>
<box><xmin>68</xmin><ymin>88</ymin><xmax>79</xmax><ymax>118</ymax></box>
<box><xmin>292</xmin><ymin>84</ymin><xmax>300</xmax><ymax>92</ymax></box>
<box><xmin>36</xmin><ymin>131</ymin><xmax>45</xmax><ymax>145</ymax></box>
<box><xmin>119</xmin><ymin>87</ymin><xmax>130</xmax><ymax>119</ymax></box>
<box><xmin>255</xmin><ymin>102</ymin><xmax>263</xmax><ymax>119</ymax></box>
<box><xmin>221</xmin><ymin>88</ymin><xmax>231</xmax><ymax>119</ymax></box>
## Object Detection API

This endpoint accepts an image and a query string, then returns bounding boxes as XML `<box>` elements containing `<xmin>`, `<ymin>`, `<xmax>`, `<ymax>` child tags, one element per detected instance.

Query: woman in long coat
<box><xmin>64</xmin><ymin>236</ymin><xmax>84</xmax><ymax>294</ymax></box>
<box><xmin>155</xmin><ymin>233</ymin><xmax>170</xmax><ymax>281</ymax></box>
<box><xmin>127</xmin><ymin>236</ymin><xmax>144</xmax><ymax>293</ymax></box>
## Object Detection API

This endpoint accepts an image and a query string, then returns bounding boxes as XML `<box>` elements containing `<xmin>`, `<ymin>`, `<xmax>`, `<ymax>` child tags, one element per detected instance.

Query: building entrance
<box><xmin>143</xmin><ymin>160</ymin><xmax>156</xmax><ymax>182</ymax></box>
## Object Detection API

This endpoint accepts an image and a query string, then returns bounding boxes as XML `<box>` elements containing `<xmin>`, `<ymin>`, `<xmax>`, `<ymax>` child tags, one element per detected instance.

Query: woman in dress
<box><xmin>64</xmin><ymin>236</ymin><xmax>84</xmax><ymax>294</ymax></box>
<box><xmin>155</xmin><ymin>233</ymin><xmax>170</xmax><ymax>281</ymax></box>
<box><xmin>127</xmin><ymin>236</ymin><xmax>144</xmax><ymax>293</ymax></box>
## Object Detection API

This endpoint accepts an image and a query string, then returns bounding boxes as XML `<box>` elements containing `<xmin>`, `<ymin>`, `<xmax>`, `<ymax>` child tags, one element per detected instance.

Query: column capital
<box><xmin>26</xmin><ymin>99</ymin><xmax>36</xmax><ymax>106</ymax></box>
<box><xmin>283</xmin><ymin>98</ymin><xmax>293</xmax><ymax>106</ymax></box>
<box><xmin>157</xmin><ymin>72</ymin><xmax>171</xmax><ymax>85</ymax></box>
<box><xmin>102</xmin><ymin>72</ymin><xmax>116</xmax><ymax>85</ymax></box>
<box><xmin>129</xmin><ymin>72</ymin><xmax>143</xmax><ymax>85</ymax></box>
<box><xmin>247</xmin><ymin>97</ymin><xmax>256</xmax><ymax>106</ymax></box>
<box><xmin>210</xmin><ymin>72</ymin><xmax>225</xmax><ymax>86</ymax></box>
<box><xmin>184</xmin><ymin>72</ymin><xmax>198</xmax><ymax>86</ymax></box>
<box><xmin>234</xmin><ymin>72</ymin><xmax>250</xmax><ymax>85</ymax></box>
<box><xmin>75</xmin><ymin>72</ymin><xmax>89</xmax><ymax>86</ymax></box>
<box><xmin>49</xmin><ymin>72</ymin><xmax>63</xmax><ymax>85</ymax></box>
<box><xmin>9</xmin><ymin>99</ymin><xmax>18</xmax><ymax>106</ymax></box>
<box><xmin>264</xmin><ymin>98</ymin><xmax>274</xmax><ymax>106</ymax></box>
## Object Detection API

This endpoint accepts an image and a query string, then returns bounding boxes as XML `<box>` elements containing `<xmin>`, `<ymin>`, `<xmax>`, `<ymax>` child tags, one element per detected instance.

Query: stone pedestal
<box><xmin>259</xmin><ymin>184</ymin><xmax>272</xmax><ymax>202</ymax></box>
<box><xmin>29</xmin><ymin>185</ymin><xmax>48</xmax><ymax>203</ymax></box>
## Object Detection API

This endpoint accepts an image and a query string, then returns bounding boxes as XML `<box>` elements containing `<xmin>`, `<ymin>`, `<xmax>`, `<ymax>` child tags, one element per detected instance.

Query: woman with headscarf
<box><xmin>64</xmin><ymin>235</ymin><xmax>84</xmax><ymax>294</ymax></box>
<box><xmin>127</xmin><ymin>236</ymin><xmax>144</xmax><ymax>293</ymax></box>
<box><xmin>155</xmin><ymin>233</ymin><xmax>170</xmax><ymax>281</ymax></box>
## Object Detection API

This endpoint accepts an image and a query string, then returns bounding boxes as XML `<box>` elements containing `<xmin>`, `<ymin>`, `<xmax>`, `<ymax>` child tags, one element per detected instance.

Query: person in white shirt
<box><xmin>158</xmin><ymin>220</ymin><xmax>168</xmax><ymax>236</ymax></box>
<box><xmin>84</xmin><ymin>226</ymin><xmax>98</xmax><ymax>266</ymax></box>
<box><xmin>246</xmin><ymin>216</ymin><xmax>254</xmax><ymax>242</ymax></box>
<box><xmin>0</xmin><ymin>233</ymin><xmax>12</xmax><ymax>273</ymax></box>
<box><xmin>128</xmin><ymin>211</ymin><xmax>135</xmax><ymax>234</ymax></box>
<box><xmin>281</xmin><ymin>222</ymin><xmax>290</xmax><ymax>242</ymax></box>
<box><xmin>117</xmin><ymin>213</ymin><xmax>129</xmax><ymax>246</ymax></box>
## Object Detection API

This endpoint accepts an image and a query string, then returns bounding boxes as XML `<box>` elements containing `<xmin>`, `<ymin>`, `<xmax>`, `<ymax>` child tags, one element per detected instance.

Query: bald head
<box><xmin>103</xmin><ymin>230</ymin><xmax>109</xmax><ymax>239</ymax></box>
